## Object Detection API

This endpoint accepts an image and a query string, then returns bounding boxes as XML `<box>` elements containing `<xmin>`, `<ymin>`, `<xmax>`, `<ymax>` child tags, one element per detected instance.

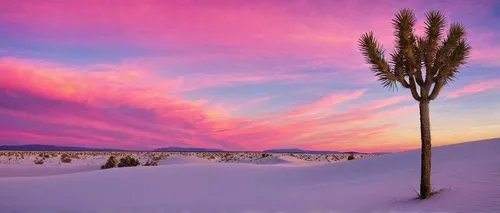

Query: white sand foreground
<box><xmin>0</xmin><ymin>138</ymin><xmax>499</xmax><ymax>213</ymax></box>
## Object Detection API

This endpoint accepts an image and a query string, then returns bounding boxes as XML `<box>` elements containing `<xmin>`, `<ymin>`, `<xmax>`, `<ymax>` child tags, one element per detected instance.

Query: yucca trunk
<box><xmin>419</xmin><ymin>100</ymin><xmax>432</xmax><ymax>199</ymax></box>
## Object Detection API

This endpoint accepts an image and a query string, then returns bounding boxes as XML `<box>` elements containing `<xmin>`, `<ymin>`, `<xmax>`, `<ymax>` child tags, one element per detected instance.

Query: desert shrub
<box><xmin>261</xmin><ymin>153</ymin><xmax>271</xmax><ymax>158</ymax></box>
<box><xmin>43</xmin><ymin>154</ymin><xmax>50</xmax><ymax>159</ymax></box>
<box><xmin>101</xmin><ymin>156</ymin><xmax>118</xmax><ymax>169</ymax></box>
<box><xmin>61</xmin><ymin>157</ymin><xmax>72</xmax><ymax>163</ymax></box>
<box><xmin>34</xmin><ymin>159</ymin><xmax>44</xmax><ymax>164</ymax></box>
<box><xmin>61</xmin><ymin>154</ymin><xmax>72</xmax><ymax>163</ymax></box>
<box><xmin>152</xmin><ymin>155</ymin><xmax>164</xmax><ymax>161</ymax></box>
<box><xmin>143</xmin><ymin>159</ymin><xmax>158</xmax><ymax>166</ymax></box>
<box><xmin>117</xmin><ymin>156</ymin><xmax>140</xmax><ymax>168</ymax></box>
<box><xmin>347</xmin><ymin>154</ymin><xmax>355</xmax><ymax>161</ymax></box>
<box><xmin>51</xmin><ymin>153</ymin><xmax>57</xmax><ymax>157</ymax></box>
<box><xmin>38</xmin><ymin>153</ymin><xmax>44</xmax><ymax>157</ymax></box>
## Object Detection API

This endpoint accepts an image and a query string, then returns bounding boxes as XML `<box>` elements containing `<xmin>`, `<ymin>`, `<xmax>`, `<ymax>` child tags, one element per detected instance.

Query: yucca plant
<box><xmin>358</xmin><ymin>8</ymin><xmax>471</xmax><ymax>199</ymax></box>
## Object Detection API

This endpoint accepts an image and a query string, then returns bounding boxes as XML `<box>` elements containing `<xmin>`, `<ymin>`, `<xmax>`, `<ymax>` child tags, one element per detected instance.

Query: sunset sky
<box><xmin>0</xmin><ymin>0</ymin><xmax>499</xmax><ymax>152</ymax></box>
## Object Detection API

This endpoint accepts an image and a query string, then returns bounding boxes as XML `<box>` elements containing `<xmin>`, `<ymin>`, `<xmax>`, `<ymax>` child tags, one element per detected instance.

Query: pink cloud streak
<box><xmin>0</xmin><ymin>57</ymin><xmax>417</xmax><ymax>151</ymax></box>
<box><xmin>288</xmin><ymin>89</ymin><xmax>367</xmax><ymax>117</ymax></box>
<box><xmin>445</xmin><ymin>79</ymin><xmax>500</xmax><ymax>98</ymax></box>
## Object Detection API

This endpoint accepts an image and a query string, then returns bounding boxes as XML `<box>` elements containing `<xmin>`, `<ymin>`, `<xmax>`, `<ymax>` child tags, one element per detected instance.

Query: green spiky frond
<box><xmin>433</xmin><ymin>23</ymin><xmax>470</xmax><ymax>84</ymax></box>
<box><xmin>424</xmin><ymin>10</ymin><xmax>446</xmax><ymax>51</ymax></box>
<box><xmin>439</xmin><ymin>38</ymin><xmax>471</xmax><ymax>85</ymax></box>
<box><xmin>413</xmin><ymin>36</ymin><xmax>425</xmax><ymax>81</ymax></box>
<box><xmin>358</xmin><ymin>32</ymin><xmax>398</xmax><ymax>90</ymax></box>
<box><xmin>390</xmin><ymin>49</ymin><xmax>405</xmax><ymax>79</ymax></box>
<box><xmin>392</xmin><ymin>8</ymin><xmax>418</xmax><ymax>75</ymax></box>
<box><xmin>392</xmin><ymin>8</ymin><xmax>417</xmax><ymax>49</ymax></box>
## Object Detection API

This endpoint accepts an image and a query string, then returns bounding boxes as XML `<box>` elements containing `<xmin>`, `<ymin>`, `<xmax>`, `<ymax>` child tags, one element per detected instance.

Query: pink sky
<box><xmin>0</xmin><ymin>0</ymin><xmax>499</xmax><ymax>152</ymax></box>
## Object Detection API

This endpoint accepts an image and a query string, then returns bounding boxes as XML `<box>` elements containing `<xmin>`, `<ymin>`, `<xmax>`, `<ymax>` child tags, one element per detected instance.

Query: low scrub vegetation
<box><xmin>222</xmin><ymin>153</ymin><xmax>234</xmax><ymax>162</ymax></box>
<box><xmin>347</xmin><ymin>154</ymin><xmax>355</xmax><ymax>161</ymax></box>
<box><xmin>261</xmin><ymin>153</ymin><xmax>271</xmax><ymax>158</ymax></box>
<box><xmin>152</xmin><ymin>155</ymin><xmax>166</xmax><ymax>161</ymax></box>
<box><xmin>143</xmin><ymin>159</ymin><xmax>158</xmax><ymax>166</ymax></box>
<box><xmin>101</xmin><ymin>156</ymin><xmax>117</xmax><ymax>169</ymax></box>
<box><xmin>34</xmin><ymin>159</ymin><xmax>44</xmax><ymax>164</ymax></box>
<box><xmin>60</xmin><ymin>153</ymin><xmax>72</xmax><ymax>163</ymax></box>
<box><xmin>117</xmin><ymin>156</ymin><xmax>140</xmax><ymax>167</ymax></box>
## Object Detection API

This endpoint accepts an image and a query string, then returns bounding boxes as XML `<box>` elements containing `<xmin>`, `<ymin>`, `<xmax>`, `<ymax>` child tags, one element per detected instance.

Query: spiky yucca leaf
<box><xmin>424</xmin><ymin>10</ymin><xmax>446</xmax><ymax>50</ymax></box>
<box><xmin>440</xmin><ymin>39</ymin><xmax>471</xmax><ymax>85</ymax></box>
<box><xmin>392</xmin><ymin>8</ymin><xmax>418</xmax><ymax>75</ymax></box>
<box><xmin>390</xmin><ymin>49</ymin><xmax>405</xmax><ymax>78</ymax></box>
<box><xmin>413</xmin><ymin>36</ymin><xmax>426</xmax><ymax>84</ymax></box>
<box><xmin>422</xmin><ymin>10</ymin><xmax>447</xmax><ymax>76</ymax></box>
<box><xmin>392</xmin><ymin>8</ymin><xmax>417</xmax><ymax>49</ymax></box>
<box><xmin>358</xmin><ymin>32</ymin><xmax>398</xmax><ymax>90</ymax></box>
<box><xmin>433</xmin><ymin>23</ymin><xmax>468</xmax><ymax>78</ymax></box>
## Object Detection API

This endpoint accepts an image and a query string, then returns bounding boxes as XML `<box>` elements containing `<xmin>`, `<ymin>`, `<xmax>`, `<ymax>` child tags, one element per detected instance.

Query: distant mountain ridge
<box><xmin>0</xmin><ymin>144</ymin><xmax>123</xmax><ymax>151</ymax></box>
<box><xmin>264</xmin><ymin>148</ymin><xmax>365</xmax><ymax>154</ymax></box>
<box><xmin>153</xmin><ymin>147</ymin><xmax>224</xmax><ymax>152</ymax></box>
<box><xmin>0</xmin><ymin>144</ymin><xmax>373</xmax><ymax>154</ymax></box>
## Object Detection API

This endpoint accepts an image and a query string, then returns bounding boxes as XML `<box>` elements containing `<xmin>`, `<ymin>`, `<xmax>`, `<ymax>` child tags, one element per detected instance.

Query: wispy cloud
<box><xmin>288</xmin><ymin>89</ymin><xmax>367</xmax><ymax>117</ymax></box>
<box><xmin>445</xmin><ymin>79</ymin><xmax>500</xmax><ymax>98</ymax></box>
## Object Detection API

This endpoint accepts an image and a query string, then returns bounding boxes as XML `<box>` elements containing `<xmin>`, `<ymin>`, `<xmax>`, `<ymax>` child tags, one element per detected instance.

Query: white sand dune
<box><xmin>157</xmin><ymin>155</ymin><xmax>214</xmax><ymax>165</ymax></box>
<box><xmin>0</xmin><ymin>164</ymin><xmax>101</xmax><ymax>177</ymax></box>
<box><xmin>0</xmin><ymin>156</ymin><xmax>108</xmax><ymax>177</ymax></box>
<box><xmin>0</xmin><ymin>154</ymin><xmax>313</xmax><ymax>177</ymax></box>
<box><xmin>239</xmin><ymin>155</ymin><xmax>321</xmax><ymax>165</ymax></box>
<box><xmin>277</xmin><ymin>155</ymin><xmax>322</xmax><ymax>165</ymax></box>
<box><xmin>0</xmin><ymin>138</ymin><xmax>499</xmax><ymax>213</ymax></box>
